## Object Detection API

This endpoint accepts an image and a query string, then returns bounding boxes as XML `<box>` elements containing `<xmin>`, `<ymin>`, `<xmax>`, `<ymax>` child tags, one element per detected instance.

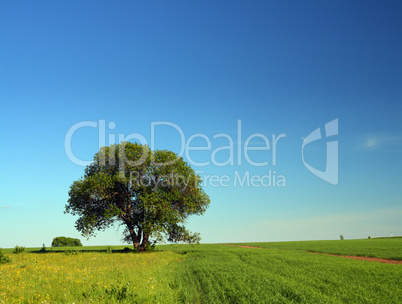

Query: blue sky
<box><xmin>1</xmin><ymin>0</ymin><xmax>401</xmax><ymax>248</ymax></box>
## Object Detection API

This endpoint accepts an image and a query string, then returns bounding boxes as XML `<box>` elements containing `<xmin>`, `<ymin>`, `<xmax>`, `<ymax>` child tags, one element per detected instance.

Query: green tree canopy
<box><xmin>65</xmin><ymin>142</ymin><xmax>210</xmax><ymax>252</ymax></box>
<box><xmin>51</xmin><ymin>236</ymin><xmax>82</xmax><ymax>247</ymax></box>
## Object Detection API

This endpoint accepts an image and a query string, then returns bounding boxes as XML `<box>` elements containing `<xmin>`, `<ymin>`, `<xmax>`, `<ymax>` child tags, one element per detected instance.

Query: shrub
<box><xmin>105</xmin><ymin>282</ymin><xmax>133</xmax><ymax>301</ymax></box>
<box><xmin>40</xmin><ymin>243</ymin><xmax>47</xmax><ymax>253</ymax></box>
<box><xmin>51</xmin><ymin>236</ymin><xmax>83</xmax><ymax>247</ymax></box>
<box><xmin>0</xmin><ymin>249</ymin><xmax>11</xmax><ymax>265</ymax></box>
<box><xmin>64</xmin><ymin>249</ymin><xmax>81</xmax><ymax>255</ymax></box>
<box><xmin>122</xmin><ymin>247</ymin><xmax>132</xmax><ymax>253</ymax></box>
<box><xmin>144</xmin><ymin>243</ymin><xmax>156</xmax><ymax>252</ymax></box>
<box><xmin>13</xmin><ymin>246</ymin><xmax>25</xmax><ymax>254</ymax></box>
<box><xmin>340</xmin><ymin>235</ymin><xmax>344</xmax><ymax>240</ymax></box>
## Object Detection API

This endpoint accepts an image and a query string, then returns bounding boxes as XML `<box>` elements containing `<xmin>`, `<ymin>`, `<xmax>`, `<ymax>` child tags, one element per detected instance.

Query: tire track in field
<box><xmin>309</xmin><ymin>252</ymin><xmax>402</xmax><ymax>264</ymax></box>
<box><xmin>223</xmin><ymin>244</ymin><xmax>402</xmax><ymax>264</ymax></box>
<box><xmin>224</xmin><ymin>244</ymin><xmax>263</xmax><ymax>249</ymax></box>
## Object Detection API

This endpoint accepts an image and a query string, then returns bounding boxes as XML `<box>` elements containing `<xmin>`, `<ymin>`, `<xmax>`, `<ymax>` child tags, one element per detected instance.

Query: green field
<box><xmin>237</xmin><ymin>237</ymin><xmax>402</xmax><ymax>260</ymax></box>
<box><xmin>1</xmin><ymin>238</ymin><xmax>401</xmax><ymax>303</ymax></box>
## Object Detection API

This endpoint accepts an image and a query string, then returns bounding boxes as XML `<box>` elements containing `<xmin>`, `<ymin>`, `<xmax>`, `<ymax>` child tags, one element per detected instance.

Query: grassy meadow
<box><xmin>1</xmin><ymin>238</ymin><xmax>401</xmax><ymax>303</ymax></box>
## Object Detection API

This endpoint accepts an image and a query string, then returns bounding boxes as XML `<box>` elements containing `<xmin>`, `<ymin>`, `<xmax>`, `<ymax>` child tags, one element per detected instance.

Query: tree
<box><xmin>65</xmin><ymin>142</ymin><xmax>210</xmax><ymax>252</ymax></box>
<box><xmin>51</xmin><ymin>236</ymin><xmax>83</xmax><ymax>247</ymax></box>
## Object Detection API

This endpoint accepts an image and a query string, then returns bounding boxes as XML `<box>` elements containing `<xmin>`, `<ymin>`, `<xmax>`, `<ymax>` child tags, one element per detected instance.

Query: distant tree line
<box><xmin>51</xmin><ymin>236</ymin><xmax>82</xmax><ymax>247</ymax></box>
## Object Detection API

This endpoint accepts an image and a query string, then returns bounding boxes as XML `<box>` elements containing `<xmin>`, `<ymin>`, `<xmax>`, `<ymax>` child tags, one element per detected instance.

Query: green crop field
<box><xmin>237</xmin><ymin>237</ymin><xmax>402</xmax><ymax>260</ymax></box>
<box><xmin>1</xmin><ymin>238</ymin><xmax>401</xmax><ymax>303</ymax></box>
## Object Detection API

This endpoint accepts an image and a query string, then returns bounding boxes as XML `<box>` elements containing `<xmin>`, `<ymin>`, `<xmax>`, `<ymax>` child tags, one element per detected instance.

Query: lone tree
<box><xmin>51</xmin><ymin>236</ymin><xmax>82</xmax><ymax>247</ymax></box>
<box><xmin>65</xmin><ymin>142</ymin><xmax>210</xmax><ymax>252</ymax></box>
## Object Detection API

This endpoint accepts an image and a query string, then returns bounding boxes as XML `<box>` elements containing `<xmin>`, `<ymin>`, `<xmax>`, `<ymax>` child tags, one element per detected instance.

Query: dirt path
<box><xmin>309</xmin><ymin>252</ymin><xmax>402</xmax><ymax>265</ymax></box>
<box><xmin>224</xmin><ymin>244</ymin><xmax>263</xmax><ymax>249</ymax></box>
<box><xmin>224</xmin><ymin>244</ymin><xmax>401</xmax><ymax>264</ymax></box>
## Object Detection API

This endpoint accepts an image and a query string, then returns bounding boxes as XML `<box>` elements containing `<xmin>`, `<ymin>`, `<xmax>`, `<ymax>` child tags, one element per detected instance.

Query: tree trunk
<box><xmin>125</xmin><ymin>221</ymin><xmax>149</xmax><ymax>253</ymax></box>
<box><xmin>130</xmin><ymin>232</ymin><xmax>141</xmax><ymax>251</ymax></box>
<box><xmin>126</xmin><ymin>221</ymin><xmax>141</xmax><ymax>251</ymax></box>
<box><xmin>139</xmin><ymin>233</ymin><xmax>150</xmax><ymax>252</ymax></box>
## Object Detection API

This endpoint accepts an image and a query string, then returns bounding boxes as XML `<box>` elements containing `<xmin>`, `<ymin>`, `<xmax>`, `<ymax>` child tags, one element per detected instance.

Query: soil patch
<box><xmin>224</xmin><ymin>244</ymin><xmax>262</xmax><ymax>249</ymax></box>
<box><xmin>224</xmin><ymin>244</ymin><xmax>401</xmax><ymax>264</ymax></box>
<box><xmin>309</xmin><ymin>252</ymin><xmax>402</xmax><ymax>265</ymax></box>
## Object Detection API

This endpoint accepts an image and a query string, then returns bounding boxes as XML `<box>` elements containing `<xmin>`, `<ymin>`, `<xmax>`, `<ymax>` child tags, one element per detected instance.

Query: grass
<box><xmin>236</xmin><ymin>237</ymin><xmax>402</xmax><ymax>260</ymax></box>
<box><xmin>0</xmin><ymin>251</ymin><xmax>181</xmax><ymax>303</ymax></box>
<box><xmin>1</xmin><ymin>245</ymin><xmax>136</xmax><ymax>254</ymax></box>
<box><xmin>172</xmin><ymin>244</ymin><xmax>402</xmax><ymax>303</ymax></box>
<box><xmin>1</xmin><ymin>239</ymin><xmax>401</xmax><ymax>303</ymax></box>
